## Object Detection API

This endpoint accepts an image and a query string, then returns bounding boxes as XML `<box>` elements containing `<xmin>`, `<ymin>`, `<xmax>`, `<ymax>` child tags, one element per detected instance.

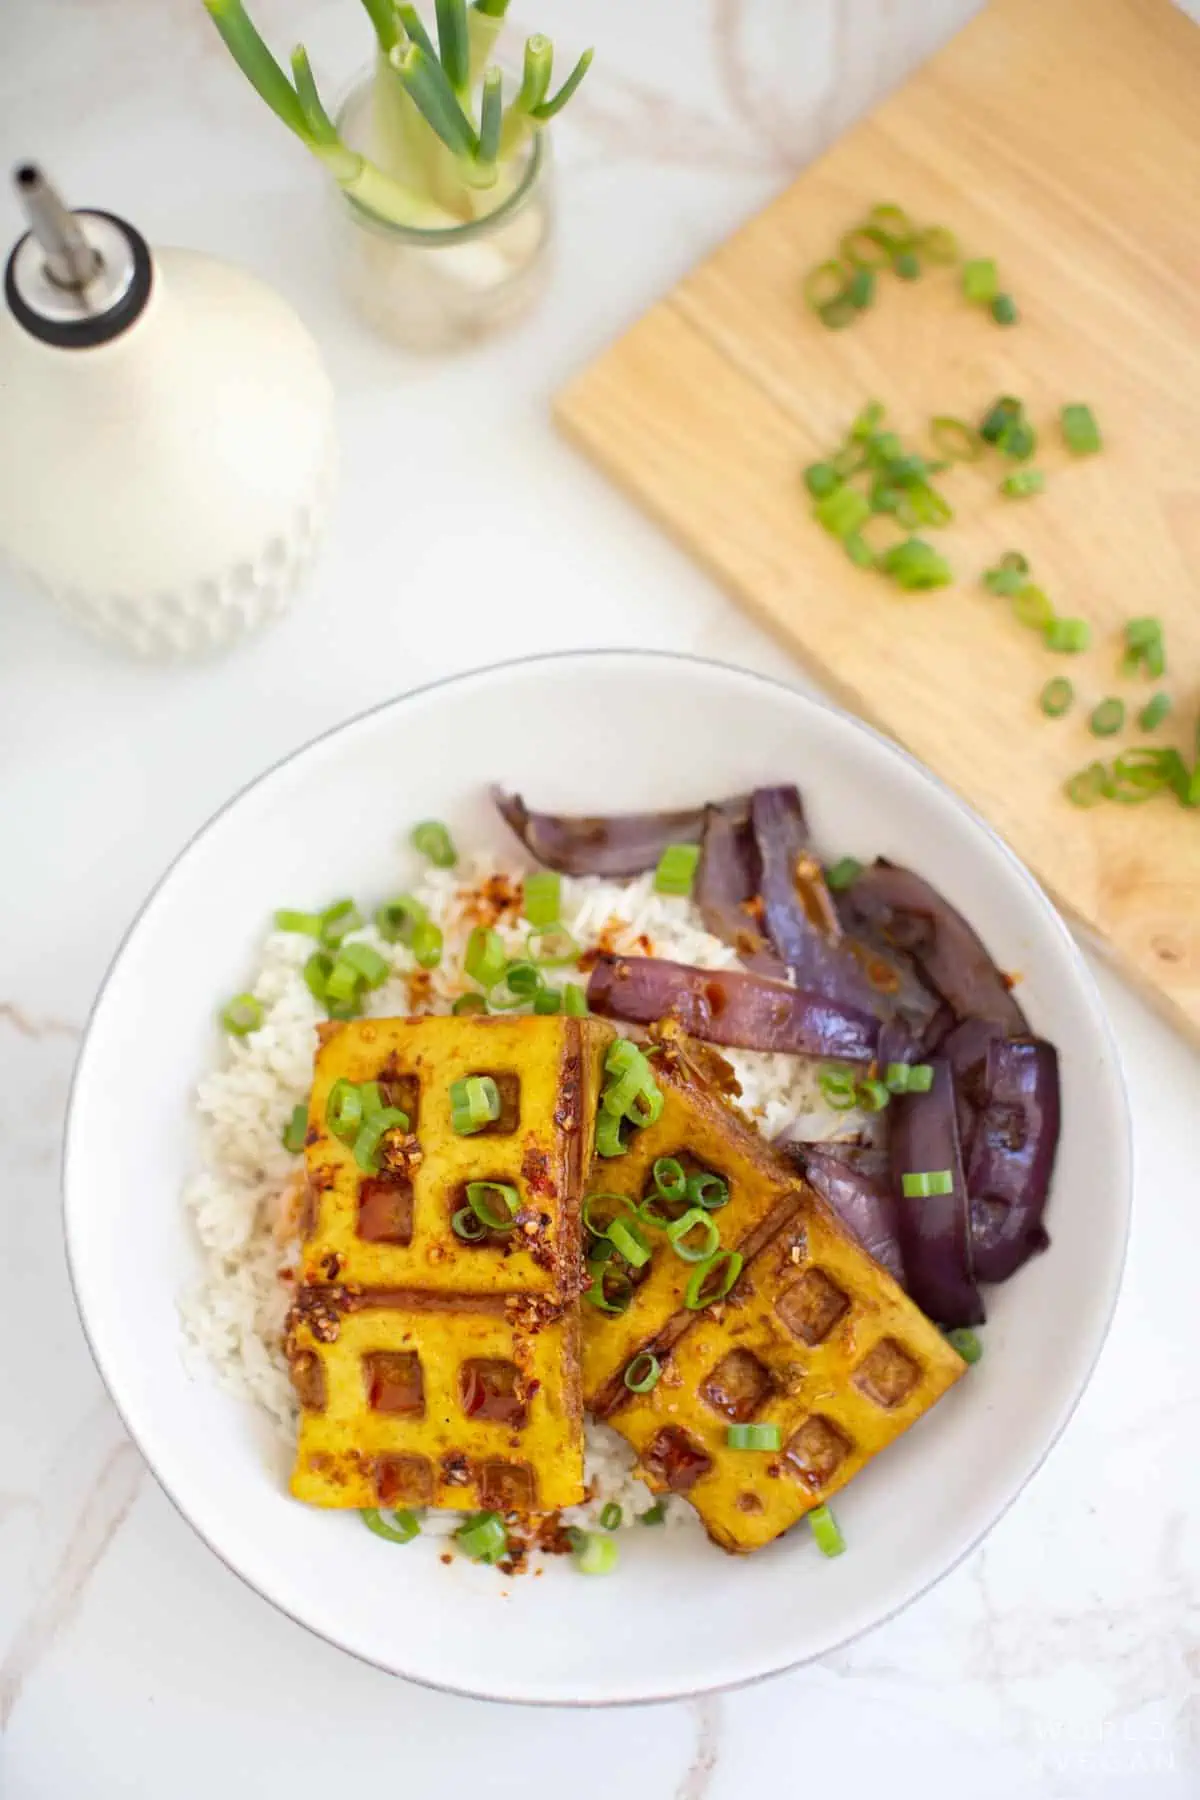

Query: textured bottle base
<box><xmin>11</xmin><ymin>436</ymin><xmax>337</xmax><ymax>661</ymax></box>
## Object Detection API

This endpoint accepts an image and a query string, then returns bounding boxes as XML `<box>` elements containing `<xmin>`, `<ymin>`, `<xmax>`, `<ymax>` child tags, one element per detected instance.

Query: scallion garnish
<box><xmin>608</xmin><ymin>1216</ymin><xmax>652</xmax><ymax>1269</ymax></box>
<box><xmin>804</xmin><ymin>259</ymin><xmax>849</xmax><ymax>315</ymax></box>
<box><xmin>582</xmin><ymin>1192</ymin><xmax>638</xmax><ymax>1238</ymax></box>
<box><xmin>857</xmin><ymin>1077</ymin><xmax>890</xmax><ymax>1112</ymax></box>
<box><xmin>1000</xmin><ymin>468</ymin><xmax>1044</xmax><ymax>498</ymax></box>
<box><xmin>326</xmin><ymin>1078</ymin><xmax>364</xmax><ymax>1141</ymax></box>
<box><xmin>523</xmin><ymin>870</ymin><xmax>561</xmax><ymax>926</ymax></box>
<box><xmin>275</xmin><ymin>908</ymin><xmax>324</xmax><ymax>937</ymax></box>
<box><xmin>804</xmin><ymin>461</ymin><xmax>841</xmax><ymax>499</ymax></box>
<box><xmin>825</xmin><ymin>857</ymin><xmax>863</xmax><ymax>891</ymax></box>
<box><xmin>410</xmin><ymin>819</ymin><xmax>457</xmax><ymax>868</ymax></box>
<box><xmin>929</xmin><ymin>416</ymin><xmax>981</xmax><ymax>462</ymax></box>
<box><xmin>808</xmin><ymin>1502</ymin><xmax>846</xmax><ymax>1558</ymax></box>
<box><xmin>353</xmin><ymin>1107</ymin><xmax>410</xmax><ymax>1174</ymax></box>
<box><xmin>584</xmin><ymin>1262</ymin><xmax>634</xmax><ymax>1315</ymax></box>
<box><xmin>639</xmin><ymin>1501</ymin><xmax>667</xmax><ymax>1526</ymax></box>
<box><xmin>887</xmin><ymin>1061</ymin><xmax>934</xmax><ymax>1093</ymax></box>
<box><xmin>666</xmin><ymin>1207</ymin><xmax>721</xmax><ymax>1264</ymax></box>
<box><xmin>623</xmin><ymin>1351</ymin><xmax>662</xmax><ymax>1394</ymax></box>
<box><xmin>819</xmin><ymin>1064</ymin><xmax>859</xmax><ymax>1111</ymax></box>
<box><xmin>901</xmin><ymin>1169</ymin><xmax>953</xmax><ymax>1197</ymax></box>
<box><xmin>303</xmin><ymin>950</ymin><xmax>333</xmax><ymax>1003</ymax></box>
<box><xmin>876</xmin><ymin>537</ymin><xmax>953</xmax><ymax>590</ymax></box>
<box><xmin>375</xmin><ymin>895</ymin><xmax>427</xmax><ymax>944</ymax></box>
<box><xmin>919</xmin><ymin>224</ymin><xmax>958</xmax><ymax>264</ymax></box>
<box><xmin>527</xmin><ymin>925</ymin><xmax>579</xmax><ymax>967</ymax></box>
<box><xmin>815</xmin><ymin>485</ymin><xmax>872</xmax><ymax>539</ymax></box>
<box><xmin>1064</xmin><ymin>760</ymin><xmax>1114</xmax><ymax>807</ymax></box>
<box><xmin>991</xmin><ymin>293</ymin><xmax>1019</xmax><ymax>326</ymax></box>
<box><xmin>945</xmin><ymin>1326</ymin><xmax>983</xmax><ymax>1364</ymax></box>
<box><xmin>1139</xmin><ymin>693</ymin><xmax>1171</xmax><ymax>732</ymax></box>
<box><xmin>1013</xmin><ymin>585</ymin><xmax>1054</xmax><ymax>631</ymax></box>
<box><xmin>220</xmin><ymin>993</ymin><xmax>263</xmax><ymax>1036</ymax></box>
<box><xmin>338</xmin><ymin>941</ymin><xmax>390</xmax><ymax>988</ymax></box>
<box><xmin>465</xmin><ymin>1180</ymin><xmax>519</xmax><ymax>1231</ymax></box>
<box><xmin>1089</xmin><ymin>697</ymin><xmax>1125</xmax><ymax>738</ymax></box>
<box><xmin>686</xmin><ymin>1170</ymin><xmax>729</xmax><ymax>1211</ymax></box>
<box><xmin>562</xmin><ymin>982</ymin><xmax>589</xmax><ymax>1016</ymax></box>
<box><xmin>451</xmin><ymin>991</ymin><xmax>488</xmax><ymax>1016</ymax></box>
<box><xmin>595</xmin><ymin>1110</ymin><xmax>629</xmax><ymax>1158</ymax></box>
<box><xmin>455</xmin><ymin>1511</ymin><xmax>507</xmax><ymax>1563</ymax></box>
<box><xmin>464</xmin><ymin>926</ymin><xmax>506</xmax><ymax>989</ymax></box>
<box><xmin>961</xmin><ymin>258</ymin><xmax>998</xmax><ymax>303</ymax></box>
<box><xmin>318</xmin><ymin>899</ymin><xmax>363</xmax><ymax>947</ymax></box>
<box><xmin>1043</xmin><ymin>618</ymin><xmax>1090</xmax><ymax>654</ymax></box>
<box><xmin>1060</xmin><ymin>404</ymin><xmax>1101</xmax><ymax>455</ymax></box>
<box><xmin>449</xmin><ymin>1074</ymin><xmax>501</xmax><ymax>1135</ymax></box>
<box><xmin>451</xmin><ymin>1206</ymin><xmax>488</xmax><ymax>1242</ymax></box>
<box><xmin>1122</xmin><ymin>617</ymin><xmax>1165</xmax><ymax>679</ymax></box>
<box><xmin>726</xmin><ymin>1423</ymin><xmax>781</xmax><ymax>1451</ymax></box>
<box><xmin>503</xmin><ymin>959</ymin><xmax>543</xmax><ymax>999</ymax></box>
<box><xmin>324</xmin><ymin>957</ymin><xmax>363</xmax><ymax>1005</ymax></box>
<box><xmin>409</xmin><ymin>920</ymin><xmax>443</xmax><ymax>969</ymax></box>
<box><xmin>846</xmin><ymin>267</ymin><xmax>875</xmax><ymax>310</ymax></box>
<box><xmin>533</xmin><ymin>989</ymin><xmax>562</xmax><ymax>1014</ymax></box>
<box><xmin>684</xmin><ymin>1249</ymin><xmax>743</xmax><ymax>1310</ymax></box>
<box><xmin>893</xmin><ymin>249</ymin><xmax>921</xmax><ymax>280</ymax></box>
<box><xmin>652</xmin><ymin>1156</ymin><xmax>687</xmax><ymax>1204</ymax></box>
<box><xmin>282</xmin><ymin>1103</ymin><xmax>308</xmax><ymax>1153</ymax></box>
<box><xmin>568</xmin><ymin>1529</ymin><xmax>618</xmax><ymax>1575</ymax></box>
<box><xmin>1040</xmin><ymin>677</ymin><xmax>1074</xmax><ymax>718</ymax></box>
<box><xmin>982</xmin><ymin>550</ymin><xmax>1029</xmax><ymax>597</ymax></box>
<box><xmin>361</xmin><ymin>1507</ymin><xmax>421</xmax><ymax>1544</ymax></box>
<box><xmin>599</xmin><ymin>1502</ymin><xmax>623</xmax><ymax>1531</ymax></box>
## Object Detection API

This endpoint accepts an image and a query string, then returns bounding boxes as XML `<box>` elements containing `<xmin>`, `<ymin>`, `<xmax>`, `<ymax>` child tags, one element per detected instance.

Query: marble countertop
<box><xmin>2</xmin><ymin>1</ymin><xmax>1198</xmax><ymax>1794</ymax></box>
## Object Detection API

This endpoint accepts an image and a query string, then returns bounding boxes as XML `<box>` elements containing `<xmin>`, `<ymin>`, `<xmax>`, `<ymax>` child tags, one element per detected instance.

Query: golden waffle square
<box><xmin>580</xmin><ymin>1032</ymin><xmax>803</xmax><ymax>1412</ymax></box>
<box><xmin>605</xmin><ymin>1197</ymin><xmax>966</xmax><ymax>1552</ymax></box>
<box><xmin>287</xmin><ymin>1013</ymin><xmax>612</xmax><ymax>1513</ymax></box>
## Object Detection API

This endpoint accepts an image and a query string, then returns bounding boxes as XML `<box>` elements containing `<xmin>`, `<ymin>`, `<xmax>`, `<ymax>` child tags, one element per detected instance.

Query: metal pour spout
<box><xmin>14</xmin><ymin>163</ymin><xmax>102</xmax><ymax>291</ymax></box>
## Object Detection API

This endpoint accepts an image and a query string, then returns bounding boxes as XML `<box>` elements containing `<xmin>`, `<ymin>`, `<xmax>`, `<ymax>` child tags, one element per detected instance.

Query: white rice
<box><xmin>179</xmin><ymin>855</ymin><xmax>854</xmax><ymax>1543</ymax></box>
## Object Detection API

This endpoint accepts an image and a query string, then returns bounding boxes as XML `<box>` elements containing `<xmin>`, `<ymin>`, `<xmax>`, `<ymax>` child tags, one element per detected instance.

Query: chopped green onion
<box><xmin>338</xmin><ymin>942</ymin><xmax>390</xmax><ymax>988</ymax></box>
<box><xmin>1064</xmin><ymin>760</ymin><xmax>1114</xmax><ymax>807</ymax></box>
<box><xmin>527</xmin><ymin>926</ymin><xmax>579</xmax><ymax>967</ymax></box>
<box><xmin>451</xmin><ymin>991</ymin><xmax>488</xmax><ymax>1015</ymax></box>
<box><xmin>892</xmin><ymin>249</ymin><xmax>921</xmax><ymax>280</ymax></box>
<box><xmin>599</xmin><ymin>1502</ymin><xmax>623</xmax><ymax>1531</ymax></box>
<box><xmin>464</xmin><ymin>927</ymin><xmax>506</xmax><ymax>989</ymax></box>
<box><xmin>815</xmin><ymin>485</ymin><xmax>872</xmax><ymax>539</ymax></box>
<box><xmin>282</xmin><ymin>1103</ymin><xmax>308</xmax><ymax>1153</ymax></box>
<box><xmin>639</xmin><ymin>1500</ymin><xmax>667</xmax><ymax>1525</ymax></box>
<box><xmin>451</xmin><ymin>1206</ymin><xmax>488</xmax><ymax>1242</ymax></box>
<box><xmin>353</xmin><ymin>1108</ymin><xmax>409</xmax><ymax>1174</ymax></box>
<box><xmin>569</xmin><ymin>1529</ymin><xmax>618</xmax><ymax>1575</ymax></box>
<box><xmin>358</xmin><ymin>1081</ymin><xmax>386</xmax><ymax>1119</ymax></box>
<box><xmin>595</xmin><ymin>1110</ymin><xmax>629</xmax><ymax>1158</ymax></box>
<box><xmin>804</xmin><ymin>259</ymin><xmax>849</xmax><ymax>313</ymax></box>
<box><xmin>652</xmin><ymin>1156</ymin><xmax>688</xmax><ymax>1203</ymax></box>
<box><xmin>623</xmin><ymin>1351</ymin><xmax>662</xmax><ymax>1394</ymax></box>
<box><xmin>562</xmin><ymin>982</ymin><xmax>589</xmax><ymax>1016</ymax></box>
<box><xmin>1122</xmin><ymin>617</ymin><xmax>1166</xmax><ymax>679</ymax></box>
<box><xmin>726</xmin><ymin>1422</ymin><xmax>781</xmax><ymax>1451</ymax></box>
<box><xmin>825</xmin><ymin>857</ymin><xmax>862</xmax><ymax>891</ymax></box>
<box><xmin>991</xmin><ymin>293</ymin><xmax>1019</xmax><ymax>325</ymax></box>
<box><xmin>608</xmin><ymin>1216</ymin><xmax>652</xmax><ymax>1269</ymax></box>
<box><xmin>1013</xmin><ymin>585</ymin><xmax>1054</xmax><ymax>630</ymax></box>
<box><xmin>303</xmin><ymin>951</ymin><xmax>334</xmax><ymax>1003</ymax></box>
<box><xmin>275</xmin><ymin>908</ymin><xmax>323</xmax><ymax>937</ymax></box>
<box><xmin>901</xmin><ymin>1169</ymin><xmax>954</xmax><ymax>1198</ymax></box>
<box><xmin>503</xmin><ymin>960</ymin><xmax>543</xmax><ymax>998</ymax></box>
<box><xmin>877</xmin><ymin>537</ymin><xmax>953</xmax><ymax>591</ymax></box>
<box><xmin>584</xmin><ymin>1263</ymin><xmax>634</xmax><ymax>1315</ymax></box>
<box><xmin>654</xmin><ymin>843</ymin><xmax>701</xmax><ymax>897</ymax></box>
<box><xmin>1090</xmin><ymin>697</ymin><xmax>1125</xmax><ymax>738</ymax></box>
<box><xmin>857</xmin><ymin>1077</ymin><xmax>890</xmax><ymax>1112</ymax></box>
<box><xmin>324</xmin><ymin>957</ymin><xmax>363</xmax><ymax>1005</ymax></box>
<box><xmin>868</xmin><ymin>203</ymin><xmax>917</xmax><ymax>244</ymax></box>
<box><xmin>411</xmin><ymin>820</ymin><xmax>457</xmax><ymax>868</ymax></box>
<box><xmin>819</xmin><ymin>1065</ymin><xmax>858</xmax><ymax>1111</ymax></box>
<box><xmin>375</xmin><ymin>895</ymin><xmax>427</xmax><ymax>944</ymax></box>
<box><xmin>326</xmin><ymin>1078</ymin><xmax>364</xmax><ymax>1141</ymax></box>
<box><xmin>455</xmin><ymin>1511</ymin><xmax>507</xmax><ymax>1562</ymax></box>
<box><xmin>1043</xmin><ymin>618</ymin><xmax>1090</xmax><ymax>654</ymax></box>
<box><xmin>844</xmin><ymin>532</ymin><xmax>874</xmax><ymax>569</ymax></box>
<box><xmin>929</xmin><ymin>416</ymin><xmax>981</xmax><ymax>462</ymax></box>
<box><xmin>1040</xmin><ymin>677</ymin><xmax>1075</xmax><ymax>718</ymax></box>
<box><xmin>361</xmin><ymin>1507</ymin><xmax>421</xmax><ymax>1544</ymax></box>
<box><xmin>818</xmin><ymin>297</ymin><xmax>857</xmax><ymax>330</ymax></box>
<box><xmin>465</xmin><ymin>1180</ymin><xmax>519</xmax><ymax>1231</ymax></box>
<box><xmin>684</xmin><ymin>1249</ymin><xmax>743</xmax><ymax>1310</ymax></box>
<box><xmin>840</xmin><ymin>227</ymin><xmax>892</xmax><ymax>269</ymax></box>
<box><xmin>409</xmin><ymin>920</ymin><xmax>443</xmax><ymax>969</ymax></box>
<box><xmin>1139</xmin><ymin>693</ymin><xmax>1171</xmax><ymax>732</ymax></box>
<box><xmin>961</xmin><ymin>258</ymin><xmax>998</xmax><ymax>303</ymax></box>
<box><xmin>983</xmin><ymin>564</ymin><xmax>1027</xmax><ymax>598</ymax></box>
<box><xmin>885</xmin><ymin>1062</ymin><xmax>934</xmax><ymax>1094</ymax></box>
<box><xmin>522</xmin><ymin>870</ymin><xmax>561</xmax><ymax>926</ymax></box>
<box><xmin>582</xmin><ymin>1191</ymin><xmax>639</xmax><ymax>1238</ymax></box>
<box><xmin>532</xmin><ymin>989</ymin><xmax>562</xmax><ymax>1014</ymax></box>
<box><xmin>220</xmin><ymin>994</ymin><xmax>263</xmax><ymax>1036</ymax></box>
<box><xmin>846</xmin><ymin>267</ymin><xmax>875</xmax><ymax>310</ymax></box>
<box><xmin>319</xmin><ymin>899</ymin><xmax>363</xmax><ymax>947</ymax></box>
<box><xmin>808</xmin><ymin>1502</ymin><xmax>846</xmax><ymax>1557</ymax></box>
<box><xmin>666</xmin><ymin>1207</ymin><xmax>721</xmax><ymax>1264</ymax></box>
<box><xmin>1061</xmin><ymin>404</ymin><xmax>1101</xmax><ymax>455</ymax></box>
<box><xmin>686</xmin><ymin>1170</ymin><xmax>730</xmax><ymax>1211</ymax></box>
<box><xmin>1002</xmin><ymin>467</ymin><xmax>1043</xmax><ymax>498</ymax></box>
<box><xmin>918</xmin><ymin>225</ymin><xmax>958</xmax><ymax>264</ymax></box>
<box><xmin>449</xmin><ymin>1074</ymin><xmax>501</xmax><ymax>1134</ymax></box>
<box><xmin>805</xmin><ymin>462</ymin><xmax>842</xmax><ymax>499</ymax></box>
<box><xmin>945</xmin><ymin>1326</ymin><xmax>983</xmax><ymax>1364</ymax></box>
<box><xmin>850</xmin><ymin>402</ymin><xmax>886</xmax><ymax>440</ymax></box>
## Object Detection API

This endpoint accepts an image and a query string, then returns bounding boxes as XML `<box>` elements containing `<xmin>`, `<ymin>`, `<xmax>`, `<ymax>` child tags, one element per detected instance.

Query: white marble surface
<box><xmin>2</xmin><ymin>1</ymin><xmax>1199</xmax><ymax>1794</ymax></box>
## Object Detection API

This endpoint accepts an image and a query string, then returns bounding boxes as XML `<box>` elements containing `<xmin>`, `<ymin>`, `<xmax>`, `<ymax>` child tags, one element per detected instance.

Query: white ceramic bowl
<box><xmin>64</xmin><ymin>652</ymin><xmax>1130</xmax><ymax>1704</ymax></box>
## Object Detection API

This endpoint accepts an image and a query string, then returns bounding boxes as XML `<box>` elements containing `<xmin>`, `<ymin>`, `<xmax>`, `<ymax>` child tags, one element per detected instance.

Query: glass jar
<box><xmin>334</xmin><ymin>72</ymin><xmax>554</xmax><ymax>352</ymax></box>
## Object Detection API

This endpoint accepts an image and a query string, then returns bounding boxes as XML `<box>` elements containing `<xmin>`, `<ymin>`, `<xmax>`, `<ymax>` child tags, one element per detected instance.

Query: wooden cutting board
<box><xmin>556</xmin><ymin>0</ymin><xmax>1200</xmax><ymax>1045</ymax></box>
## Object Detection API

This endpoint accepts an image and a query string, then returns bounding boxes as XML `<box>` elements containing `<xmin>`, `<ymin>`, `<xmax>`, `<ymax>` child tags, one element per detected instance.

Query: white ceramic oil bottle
<box><xmin>0</xmin><ymin>165</ymin><xmax>337</xmax><ymax>658</ymax></box>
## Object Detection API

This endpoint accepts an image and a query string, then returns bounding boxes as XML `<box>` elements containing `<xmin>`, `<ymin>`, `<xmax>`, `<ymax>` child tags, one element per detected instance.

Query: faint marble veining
<box><xmin>0</xmin><ymin>1002</ymin><xmax>78</xmax><ymax>1040</ymax></box>
<box><xmin>675</xmin><ymin>1694</ymin><xmax>722</xmax><ymax>1800</ymax></box>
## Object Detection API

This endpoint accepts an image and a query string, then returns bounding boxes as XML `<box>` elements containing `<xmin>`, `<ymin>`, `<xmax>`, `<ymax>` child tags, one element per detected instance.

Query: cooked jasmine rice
<box><xmin>180</xmin><ymin>855</ymin><xmax>853</xmax><ymax>1544</ymax></box>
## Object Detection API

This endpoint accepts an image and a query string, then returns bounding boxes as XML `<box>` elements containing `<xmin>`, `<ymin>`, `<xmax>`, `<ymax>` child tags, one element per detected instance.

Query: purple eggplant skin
<box><xmin>786</xmin><ymin>1142</ymin><xmax>907</xmax><ymax>1289</ymax></box>
<box><xmin>836</xmin><ymin>860</ymin><xmax>1028</xmax><ymax>1034</ymax></box>
<box><xmin>694</xmin><ymin>796</ymin><xmax>783</xmax><ymax>977</ymax></box>
<box><xmin>490</xmin><ymin>787</ymin><xmax>707</xmax><ymax>877</ymax></box>
<box><xmin>966</xmin><ymin>1037</ymin><xmax>1060</xmax><ymax>1282</ymax></box>
<box><xmin>586</xmin><ymin>952</ymin><xmax>879</xmax><ymax>1061</ymax></box>
<box><xmin>888</xmin><ymin>1058</ymin><xmax>986</xmax><ymax>1328</ymax></box>
<box><xmin>939</xmin><ymin>1016</ymin><xmax>1012</xmax><ymax>1159</ymax></box>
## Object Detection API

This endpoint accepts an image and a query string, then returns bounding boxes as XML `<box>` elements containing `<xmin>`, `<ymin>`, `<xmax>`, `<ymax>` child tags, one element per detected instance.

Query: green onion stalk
<box><xmin>204</xmin><ymin>0</ymin><xmax>593</xmax><ymax>231</ymax></box>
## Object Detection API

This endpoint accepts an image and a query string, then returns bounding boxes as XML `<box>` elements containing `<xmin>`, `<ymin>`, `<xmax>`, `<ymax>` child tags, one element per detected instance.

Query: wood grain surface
<box><xmin>556</xmin><ymin>0</ymin><xmax>1200</xmax><ymax>1044</ymax></box>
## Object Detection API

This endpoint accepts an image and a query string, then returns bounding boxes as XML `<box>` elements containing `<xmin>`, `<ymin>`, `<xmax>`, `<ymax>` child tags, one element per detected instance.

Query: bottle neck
<box><xmin>4</xmin><ymin>211</ymin><xmax>154</xmax><ymax>351</ymax></box>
